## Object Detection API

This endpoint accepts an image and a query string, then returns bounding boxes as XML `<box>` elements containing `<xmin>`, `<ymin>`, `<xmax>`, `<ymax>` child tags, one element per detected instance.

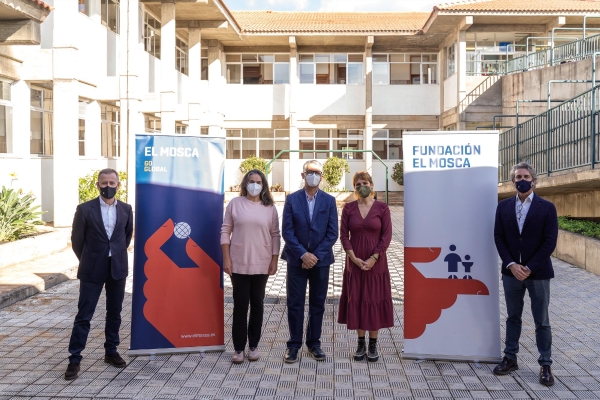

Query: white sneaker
<box><xmin>248</xmin><ymin>347</ymin><xmax>260</xmax><ymax>361</ymax></box>
<box><xmin>232</xmin><ymin>351</ymin><xmax>244</xmax><ymax>364</ymax></box>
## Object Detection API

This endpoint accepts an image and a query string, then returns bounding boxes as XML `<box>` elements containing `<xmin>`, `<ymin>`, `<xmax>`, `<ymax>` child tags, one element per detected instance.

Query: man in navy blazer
<box><xmin>493</xmin><ymin>162</ymin><xmax>558</xmax><ymax>386</ymax></box>
<box><xmin>281</xmin><ymin>160</ymin><xmax>338</xmax><ymax>363</ymax></box>
<box><xmin>65</xmin><ymin>169</ymin><xmax>133</xmax><ymax>380</ymax></box>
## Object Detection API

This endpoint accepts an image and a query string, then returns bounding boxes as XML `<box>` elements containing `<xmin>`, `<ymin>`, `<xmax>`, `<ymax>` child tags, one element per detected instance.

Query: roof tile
<box><xmin>436</xmin><ymin>0</ymin><xmax>600</xmax><ymax>12</ymax></box>
<box><xmin>231</xmin><ymin>11</ymin><xmax>430</xmax><ymax>34</ymax></box>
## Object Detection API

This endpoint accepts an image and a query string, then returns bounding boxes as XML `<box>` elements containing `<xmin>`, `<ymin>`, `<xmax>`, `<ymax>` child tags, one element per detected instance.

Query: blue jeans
<box><xmin>286</xmin><ymin>264</ymin><xmax>330</xmax><ymax>350</ymax></box>
<box><xmin>502</xmin><ymin>275</ymin><xmax>552</xmax><ymax>366</ymax></box>
<box><xmin>68</xmin><ymin>267</ymin><xmax>126</xmax><ymax>363</ymax></box>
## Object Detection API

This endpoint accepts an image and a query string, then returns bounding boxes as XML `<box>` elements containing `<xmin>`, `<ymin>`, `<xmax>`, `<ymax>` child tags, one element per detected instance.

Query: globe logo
<box><xmin>174</xmin><ymin>222</ymin><xmax>191</xmax><ymax>239</ymax></box>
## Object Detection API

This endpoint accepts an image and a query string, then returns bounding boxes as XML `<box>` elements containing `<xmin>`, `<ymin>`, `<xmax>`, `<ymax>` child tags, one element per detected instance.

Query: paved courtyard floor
<box><xmin>1</xmin><ymin>206</ymin><xmax>600</xmax><ymax>399</ymax></box>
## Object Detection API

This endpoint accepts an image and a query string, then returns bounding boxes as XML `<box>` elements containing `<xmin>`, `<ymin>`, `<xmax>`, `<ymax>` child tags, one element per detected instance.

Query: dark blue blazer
<box><xmin>71</xmin><ymin>198</ymin><xmax>134</xmax><ymax>282</ymax></box>
<box><xmin>281</xmin><ymin>189</ymin><xmax>338</xmax><ymax>267</ymax></box>
<box><xmin>494</xmin><ymin>193</ymin><xmax>558</xmax><ymax>280</ymax></box>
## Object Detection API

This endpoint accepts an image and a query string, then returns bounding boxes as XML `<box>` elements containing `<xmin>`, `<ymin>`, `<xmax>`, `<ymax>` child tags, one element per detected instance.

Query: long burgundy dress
<box><xmin>337</xmin><ymin>200</ymin><xmax>394</xmax><ymax>331</ymax></box>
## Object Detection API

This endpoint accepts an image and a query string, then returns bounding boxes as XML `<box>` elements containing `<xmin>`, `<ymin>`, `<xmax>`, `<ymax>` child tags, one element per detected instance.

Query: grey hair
<box><xmin>509</xmin><ymin>162</ymin><xmax>538</xmax><ymax>182</ymax></box>
<box><xmin>303</xmin><ymin>159</ymin><xmax>323</xmax><ymax>172</ymax></box>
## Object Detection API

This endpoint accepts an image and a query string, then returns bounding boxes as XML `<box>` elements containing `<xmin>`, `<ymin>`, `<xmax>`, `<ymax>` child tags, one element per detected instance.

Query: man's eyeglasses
<box><xmin>305</xmin><ymin>171</ymin><xmax>322</xmax><ymax>177</ymax></box>
<box><xmin>517</xmin><ymin>203</ymin><xmax>523</xmax><ymax>222</ymax></box>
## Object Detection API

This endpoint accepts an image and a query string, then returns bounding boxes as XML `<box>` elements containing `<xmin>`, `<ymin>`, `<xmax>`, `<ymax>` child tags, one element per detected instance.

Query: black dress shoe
<box><xmin>539</xmin><ymin>365</ymin><xmax>555</xmax><ymax>386</ymax></box>
<box><xmin>104</xmin><ymin>352</ymin><xmax>127</xmax><ymax>368</ymax></box>
<box><xmin>64</xmin><ymin>362</ymin><xmax>80</xmax><ymax>380</ymax></box>
<box><xmin>367</xmin><ymin>340</ymin><xmax>379</xmax><ymax>362</ymax></box>
<box><xmin>284</xmin><ymin>348</ymin><xmax>299</xmax><ymax>364</ymax></box>
<box><xmin>493</xmin><ymin>356</ymin><xmax>519</xmax><ymax>375</ymax></box>
<box><xmin>354</xmin><ymin>339</ymin><xmax>366</xmax><ymax>361</ymax></box>
<box><xmin>308</xmin><ymin>346</ymin><xmax>326</xmax><ymax>361</ymax></box>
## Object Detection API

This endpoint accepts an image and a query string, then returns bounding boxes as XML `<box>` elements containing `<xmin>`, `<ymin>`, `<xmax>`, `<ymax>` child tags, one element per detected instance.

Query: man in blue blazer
<box><xmin>65</xmin><ymin>169</ymin><xmax>134</xmax><ymax>380</ymax></box>
<box><xmin>493</xmin><ymin>162</ymin><xmax>558</xmax><ymax>386</ymax></box>
<box><xmin>281</xmin><ymin>160</ymin><xmax>338</xmax><ymax>363</ymax></box>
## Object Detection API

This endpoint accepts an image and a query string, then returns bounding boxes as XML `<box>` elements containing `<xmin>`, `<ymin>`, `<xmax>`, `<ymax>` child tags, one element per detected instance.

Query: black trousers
<box><xmin>231</xmin><ymin>273</ymin><xmax>269</xmax><ymax>352</ymax></box>
<box><xmin>68</xmin><ymin>259</ymin><xmax>126</xmax><ymax>363</ymax></box>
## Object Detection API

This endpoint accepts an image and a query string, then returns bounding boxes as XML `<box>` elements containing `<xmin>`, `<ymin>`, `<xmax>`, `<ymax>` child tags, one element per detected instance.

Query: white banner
<box><xmin>402</xmin><ymin>131</ymin><xmax>501</xmax><ymax>363</ymax></box>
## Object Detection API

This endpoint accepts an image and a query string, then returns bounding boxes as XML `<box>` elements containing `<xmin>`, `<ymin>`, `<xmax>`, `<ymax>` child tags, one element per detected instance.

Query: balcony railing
<box><xmin>499</xmin><ymin>85</ymin><xmax>600</xmax><ymax>182</ymax></box>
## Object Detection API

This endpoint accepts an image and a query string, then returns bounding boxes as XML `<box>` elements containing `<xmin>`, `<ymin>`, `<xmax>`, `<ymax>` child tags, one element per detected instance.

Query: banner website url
<box><xmin>181</xmin><ymin>333</ymin><xmax>216</xmax><ymax>338</ymax></box>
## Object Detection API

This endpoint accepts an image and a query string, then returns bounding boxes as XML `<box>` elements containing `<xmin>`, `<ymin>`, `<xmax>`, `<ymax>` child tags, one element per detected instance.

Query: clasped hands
<box><xmin>509</xmin><ymin>263</ymin><xmax>531</xmax><ymax>281</ymax></box>
<box><xmin>301</xmin><ymin>252</ymin><xmax>318</xmax><ymax>269</ymax></box>
<box><xmin>223</xmin><ymin>258</ymin><xmax>278</xmax><ymax>276</ymax></box>
<box><xmin>352</xmin><ymin>255</ymin><xmax>375</xmax><ymax>271</ymax></box>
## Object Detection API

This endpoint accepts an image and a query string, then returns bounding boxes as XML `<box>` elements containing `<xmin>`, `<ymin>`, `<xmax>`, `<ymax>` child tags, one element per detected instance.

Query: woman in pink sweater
<box><xmin>220</xmin><ymin>169</ymin><xmax>281</xmax><ymax>364</ymax></box>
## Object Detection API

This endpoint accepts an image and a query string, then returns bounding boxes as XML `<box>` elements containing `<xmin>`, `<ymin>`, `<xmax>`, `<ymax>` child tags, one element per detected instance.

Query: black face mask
<box><xmin>100</xmin><ymin>186</ymin><xmax>117</xmax><ymax>199</ymax></box>
<box><xmin>515</xmin><ymin>180</ymin><xmax>532</xmax><ymax>194</ymax></box>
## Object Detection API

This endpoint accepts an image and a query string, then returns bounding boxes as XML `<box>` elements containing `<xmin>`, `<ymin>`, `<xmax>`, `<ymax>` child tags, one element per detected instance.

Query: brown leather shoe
<box><xmin>539</xmin><ymin>365</ymin><xmax>555</xmax><ymax>386</ymax></box>
<box><xmin>64</xmin><ymin>362</ymin><xmax>80</xmax><ymax>380</ymax></box>
<box><xmin>493</xmin><ymin>356</ymin><xmax>519</xmax><ymax>375</ymax></box>
<box><xmin>104</xmin><ymin>352</ymin><xmax>127</xmax><ymax>368</ymax></box>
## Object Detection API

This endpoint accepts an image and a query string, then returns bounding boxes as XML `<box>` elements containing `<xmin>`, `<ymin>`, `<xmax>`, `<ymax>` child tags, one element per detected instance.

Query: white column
<box><xmin>207</xmin><ymin>39</ymin><xmax>224</xmax><ymax>136</ymax></box>
<box><xmin>288</xmin><ymin>38</ymin><xmax>299</xmax><ymax>192</ymax></box>
<box><xmin>365</xmin><ymin>37</ymin><xmax>374</xmax><ymax>173</ymax></box>
<box><xmin>160</xmin><ymin>0</ymin><xmax>176</xmax><ymax>135</ymax></box>
<box><xmin>52</xmin><ymin>0</ymin><xmax>79</xmax><ymax>227</ymax></box>
<box><xmin>457</xmin><ymin>30</ymin><xmax>467</xmax><ymax>130</ymax></box>
<box><xmin>188</xmin><ymin>24</ymin><xmax>201</xmax><ymax>136</ymax></box>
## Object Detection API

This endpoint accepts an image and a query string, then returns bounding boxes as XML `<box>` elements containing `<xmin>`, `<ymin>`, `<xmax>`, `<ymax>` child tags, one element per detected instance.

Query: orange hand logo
<box><xmin>143</xmin><ymin>219</ymin><xmax>224</xmax><ymax>347</ymax></box>
<box><xmin>404</xmin><ymin>247</ymin><xmax>489</xmax><ymax>340</ymax></box>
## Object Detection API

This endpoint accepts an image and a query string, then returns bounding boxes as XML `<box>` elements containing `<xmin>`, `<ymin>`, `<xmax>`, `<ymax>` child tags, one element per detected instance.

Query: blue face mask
<box><xmin>515</xmin><ymin>179</ymin><xmax>532</xmax><ymax>193</ymax></box>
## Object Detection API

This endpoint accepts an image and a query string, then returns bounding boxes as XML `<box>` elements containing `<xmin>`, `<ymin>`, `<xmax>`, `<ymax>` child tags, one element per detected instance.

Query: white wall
<box><xmin>295</xmin><ymin>85</ymin><xmax>366</xmax><ymax>119</ymax></box>
<box><xmin>221</xmin><ymin>84</ymin><xmax>289</xmax><ymax>121</ymax></box>
<box><xmin>444</xmin><ymin>73</ymin><xmax>458</xmax><ymax>111</ymax></box>
<box><xmin>372</xmin><ymin>160</ymin><xmax>403</xmax><ymax>191</ymax></box>
<box><xmin>373</xmin><ymin>85</ymin><xmax>440</xmax><ymax>115</ymax></box>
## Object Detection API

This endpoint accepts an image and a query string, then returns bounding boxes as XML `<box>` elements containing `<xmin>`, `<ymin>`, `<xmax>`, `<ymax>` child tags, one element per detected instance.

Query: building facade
<box><xmin>0</xmin><ymin>0</ymin><xmax>599</xmax><ymax>226</ymax></box>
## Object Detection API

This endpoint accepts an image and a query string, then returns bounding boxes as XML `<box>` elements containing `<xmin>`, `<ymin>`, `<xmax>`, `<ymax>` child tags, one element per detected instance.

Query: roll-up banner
<box><xmin>402</xmin><ymin>131</ymin><xmax>501</xmax><ymax>363</ymax></box>
<box><xmin>129</xmin><ymin>134</ymin><xmax>226</xmax><ymax>356</ymax></box>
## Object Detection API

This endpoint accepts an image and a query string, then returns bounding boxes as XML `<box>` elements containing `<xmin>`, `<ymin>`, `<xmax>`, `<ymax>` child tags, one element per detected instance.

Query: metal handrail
<box><xmin>498</xmin><ymin>86</ymin><xmax>600</xmax><ymax>182</ymax></box>
<box><xmin>459</xmin><ymin>75</ymin><xmax>501</xmax><ymax>113</ymax></box>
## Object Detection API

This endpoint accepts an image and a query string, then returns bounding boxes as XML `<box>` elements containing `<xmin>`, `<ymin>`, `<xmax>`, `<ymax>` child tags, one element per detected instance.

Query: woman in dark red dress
<box><xmin>338</xmin><ymin>171</ymin><xmax>393</xmax><ymax>362</ymax></box>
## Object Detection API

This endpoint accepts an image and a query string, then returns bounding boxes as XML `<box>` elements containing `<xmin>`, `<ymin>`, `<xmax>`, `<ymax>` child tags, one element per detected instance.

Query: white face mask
<box><xmin>247</xmin><ymin>183</ymin><xmax>262</xmax><ymax>196</ymax></box>
<box><xmin>305</xmin><ymin>174</ymin><xmax>321</xmax><ymax>188</ymax></box>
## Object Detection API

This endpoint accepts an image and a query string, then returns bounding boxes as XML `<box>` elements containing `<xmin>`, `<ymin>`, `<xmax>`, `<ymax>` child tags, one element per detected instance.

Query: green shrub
<box><xmin>0</xmin><ymin>186</ymin><xmax>44</xmax><ymax>242</ymax></box>
<box><xmin>239</xmin><ymin>155</ymin><xmax>271</xmax><ymax>175</ymax></box>
<box><xmin>79</xmin><ymin>170</ymin><xmax>128</xmax><ymax>204</ymax></box>
<box><xmin>558</xmin><ymin>216</ymin><xmax>600</xmax><ymax>239</ymax></box>
<box><xmin>322</xmin><ymin>157</ymin><xmax>350</xmax><ymax>188</ymax></box>
<box><xmin>392</xmin><ymin>162</ymin><xmax>404</xmax><ymax>186</ymax></box>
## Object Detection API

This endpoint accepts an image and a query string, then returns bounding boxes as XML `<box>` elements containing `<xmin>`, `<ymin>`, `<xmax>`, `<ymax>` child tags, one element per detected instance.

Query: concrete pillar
<box><xmin>207</xmin><ymin>39</ymin><xmax>224</xmax><ymax>136</ymax></box>
<box><xmin>365</xmin><ymin>36</ymin><xmax>374</xmax><ymax>173</ymax></box>
<box><xmin>188</xmin><ymin>24</ymin><xmax>201</xmax><ymax>136</ymax></box>
<box><xmin>52</xmin><ymin>0</ymin><xmax>79</xmax><ymax>227</ymax></box>
<box><xmin>288</xmin><ymin>37</ymin><xmax>299</xmax><ymax>192</ymax></box>
<box><xmin>457</xmin><ymin>30</ymin><xmax>467</xmax><ymax>130</ymax></box>
<box><xmin>160</xmin><ymin>0</ymin><xmax>176</xmax><ymax>135</ymax></box>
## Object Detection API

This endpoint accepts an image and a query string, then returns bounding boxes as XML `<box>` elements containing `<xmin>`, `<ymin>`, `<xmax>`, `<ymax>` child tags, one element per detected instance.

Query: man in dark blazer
<box><xmin>281</xmin><ymin>160</ymin><xmax>338</xmax><ymax>363</ymax></box>
<box><xmin>493</xmin><ymin>162</ymin><xmax>558</xmax><ymax>386</ymax></box>
<box><xmin>65</xmin><ymin>168</ymin><xmax>133</xmax><ymax>380</ymax></box>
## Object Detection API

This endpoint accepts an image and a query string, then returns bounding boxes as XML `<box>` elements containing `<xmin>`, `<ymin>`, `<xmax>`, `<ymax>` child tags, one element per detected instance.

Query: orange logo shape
<box><xmin>143</xmin><ymin>219</ymin><xmax>224</xmax><ymax>347</ymax></box>
<box><xmin>404</xmin><ymin>247</ymin><xmax>489</xmax><ymax>339</ymax></box>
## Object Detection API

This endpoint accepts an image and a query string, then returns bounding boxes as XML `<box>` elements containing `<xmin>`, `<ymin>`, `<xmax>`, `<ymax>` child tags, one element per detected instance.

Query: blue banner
<box><xmin>130</xmin><ymin>134</ymin><xmax>226</xmax><ymax>355</ymax></box>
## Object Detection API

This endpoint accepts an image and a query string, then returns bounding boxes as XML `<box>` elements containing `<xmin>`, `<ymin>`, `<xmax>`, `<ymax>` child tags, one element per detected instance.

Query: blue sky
<box><xmin>224</xmin><ymin>0</ymin><xmax>441</xmax><ymax>12</ymax></box>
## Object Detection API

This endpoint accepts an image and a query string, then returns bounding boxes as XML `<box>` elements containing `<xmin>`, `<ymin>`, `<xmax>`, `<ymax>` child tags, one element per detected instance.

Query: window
<box><xmin>144</xmin><ymin>114</ymin><xmax>161</xmax><ymax>133</ymax></box>
<box><xmin>299</xmin><ymin>129</ymin><xmax>364</xmax><ymax>159</ymax></box>
<box><xmin>176</xmin><ymin>37</ymin><xmax>188</xmax><ymax>75</ymax></box>
<box><xmin>78</xmin><ymin>119</ymin><xmax>85</xmax><ymax>156</ymax></box>
<box><xmin>226</xmin><ymin>129</ymin><xmax>289</xmax><ymax>159</ymax></box>
<box><xmin>201</xmin><ymin>49</ymin><xmax>208</xmax><ymax>80</ymax></box>
<box><xmin>372</xmin><ymin>54</ymin><xmax>438</xmax><ymax>85</ymax></box>
<box><xmin>0</xmin><ymin>81</ymin><xmax>12</xmax><ymax>154</ymax></box>
<box><xmin>226</xmin><ymin>54</ymin><xmax>290</xmax><ymax>84</ymax></box>
<box><xmin>101</xmin><ymin>104</ymin><xmax>120</xmax><ymax>158</ymax></box>
<box><xmin>373</xmin><ymin>130</ymin><xmax>403</xmax><ymax>160</ymax></box>
<box><xmin>101</xmin><ymin>0</ymin><xmax>119</xmax><ymax>34</ymax></box>
<box><xmin>144</xmin><ymin>12</ymin><xmax>161</xmax><ymax>59</ymax></box>
<box><xmin>299</xmin><ymin>54</ymin><xmax>364</xmax><ymax>85</ymax></box>
<box><xmin>78</xmin><ymin>0</ymin><xmax>87</xmax><ymax>14</ymax></box>
<box><xmin>175</xmin><ymin>123</ymin><xmax>187</xmax><ymax>134</ymax></box>
<box><xmin>30</xmin><ymin>88</ymin><xmax>53</xmax><ymax>155</ymax></box>
<box><xmin>201</xmin><ymin>126</ymin><xmax>209</xmax><ymax>135</ymax></box>
<box><xmin>447</xmin><ymin>43</ymin><xmax>456</xmax><ymax>77</ymax></box>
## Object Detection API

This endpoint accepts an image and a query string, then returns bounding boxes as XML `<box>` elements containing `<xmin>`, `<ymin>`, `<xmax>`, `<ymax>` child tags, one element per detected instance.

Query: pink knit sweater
<box><xmin>220</xmin><ymin>196</ymin><xmax>281</xmax><ymax>275</ymax></box>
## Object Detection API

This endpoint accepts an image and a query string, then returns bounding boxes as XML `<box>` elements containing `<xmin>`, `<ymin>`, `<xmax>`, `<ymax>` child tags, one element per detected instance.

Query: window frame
<box><xmin>372</xmin><ymin>53</ymin><xmax>439</xmax><ymax>86</ymax></box>
<box><xmin>225</xmin><ymin>53</ymin><xmax>291</xmax><ymax>85</ymax></box>
<box><xmin>298</xmin><ymin>53</ymin><xmax>365</xmax><ymax>85</ymax></box>
<box><xmin>0</xmin><ymin>80</ymin><xmax>13</xmax><ymax>154</ymax></box>
<box><xmin>298</xmin><ymin>129</ymin><xmax>365</xmax><ymax>160</ymax></box>
<box><xmin>175</xmin><ymin>37</ymin><xmax>188</xmax><ymax>75</ymax></box>
<box><xmin>447</xmin><ymin>43</ymin><xmax>456</xmax><ymax>78</ymax></box>
<box><xmin>225</xmin><ymin>128</ymin><xmax>290</xmax><ymax>160</ymax></box>
<box><xmin>100</xmin><ymin>0</ymin><xmax>119</xmax><ymax>34</ymax></box>
<box><xmin>143</xmin><ymin>11</ymin><xmax>161</xmax><ymax>59</ymax></box>
<box><xmin>29</xmin><ymin>86</ymin><xmax>53</xmax><ymax>156</ymax></box>
<box><xmin>372</xmin><ymin>129</ymin><xmax>403</xmax><ymax>160</ymax></box>
<box><xmin>100</xmin><ymin>103</ymin><xmax>120</xmax><ymax>158</ymax></box>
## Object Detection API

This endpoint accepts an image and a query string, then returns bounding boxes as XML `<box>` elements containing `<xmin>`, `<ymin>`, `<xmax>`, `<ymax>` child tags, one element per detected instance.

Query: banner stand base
<box><xmin>128</xmin><ymin>345</ymin><xmax>225</xmax><ymax>357</ymax></box>
<box><xmin>402</xmin><ymin>352</ymin><xmax>502</xmax><ymax>364</ymax></box>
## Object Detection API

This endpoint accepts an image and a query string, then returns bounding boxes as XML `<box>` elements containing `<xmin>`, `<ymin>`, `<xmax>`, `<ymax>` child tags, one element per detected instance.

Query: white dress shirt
<box><xmin>99</xmin><ymin>196</ymin><xmax>117</xmax><ymax>256</ymax></box>
<box><xmin>507</xmin><ymin>192</ymin><xmax>534</xmax><ymax>269</ymax></box>
<box><xmin>305</xmin><ymin>189</ymin><xmax>318</xmax><ymax>221</ymax></box>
